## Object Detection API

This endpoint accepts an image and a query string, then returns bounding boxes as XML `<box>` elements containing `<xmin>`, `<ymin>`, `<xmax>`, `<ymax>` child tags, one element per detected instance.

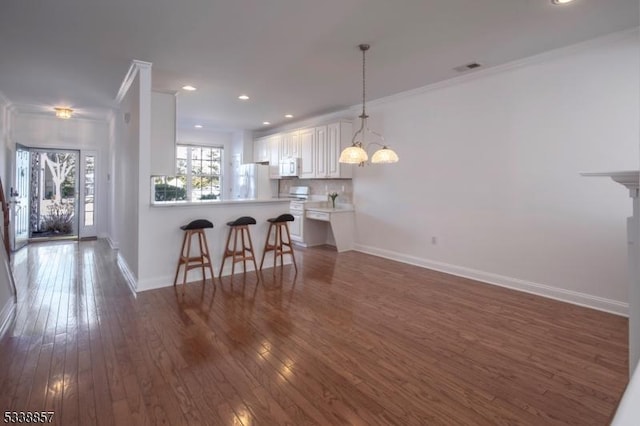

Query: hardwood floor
<box><xmin>0</xmin><ymin>240</ymin><xmax>629</xmax><ymax>425</ymax></box>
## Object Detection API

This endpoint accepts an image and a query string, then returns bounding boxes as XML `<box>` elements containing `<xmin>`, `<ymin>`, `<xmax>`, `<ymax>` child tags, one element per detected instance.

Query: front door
<box><xmin>12</xmin><ymin>144</ymin><xmax>30</xmax><ymax>250</ymax></box>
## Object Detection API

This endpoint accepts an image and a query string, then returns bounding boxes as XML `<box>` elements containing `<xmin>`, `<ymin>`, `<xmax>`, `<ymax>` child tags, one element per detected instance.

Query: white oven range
<box><xmin>287</xmin><ymin>186</ymin><xmax>309</xmax><ymax>243</ymax></box>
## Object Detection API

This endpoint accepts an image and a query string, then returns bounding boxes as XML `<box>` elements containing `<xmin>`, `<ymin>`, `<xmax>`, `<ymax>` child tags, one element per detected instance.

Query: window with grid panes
<box><xmin>172</xmin><ymin>144</ymin><xmax>223</xmax><ymax>202</ymax></box>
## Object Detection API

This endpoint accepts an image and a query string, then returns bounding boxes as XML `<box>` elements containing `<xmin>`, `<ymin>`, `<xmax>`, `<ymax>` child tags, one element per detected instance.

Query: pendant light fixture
<box><xmin>54</xmin><ymin>107</ymin><xmax>73</xmax><ymax>119</ymax></box>
<box><xmin>339</xmin><ymin>44</ymin><xmax>399</xmax><ymax>166</ymax></box>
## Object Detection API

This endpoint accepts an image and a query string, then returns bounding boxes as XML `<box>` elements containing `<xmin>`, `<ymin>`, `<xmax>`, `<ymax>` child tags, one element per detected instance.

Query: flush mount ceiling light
<box><xmin>262</xmin><ymin>121</ymin><xmax>271</xmax><ymax>125</ymax></box>
<box><xmin>284</xmin><ymin>114</ymin><xmax>293</xmax><ymax>119</ymax></box>
<box><xmin>182</xmin><ymin>85</ymin><xmax>197</xmax><ymax>91</ymax></box>
<box><xmin>238</xmin><ymin>94</ymin><xmax>250</xmax><ymax>100</ymax></box>
<box><xmin>551</xmin><ymin>0</ymin><xmax>575</xmax><ymax>4</ymax></box>
<box><xmin>339</xmin><ymin>44</ymin><xmax>399</xmax><ymax>166</ymax></box>
<box><xmin>54</xmin><ymin>107</ymin><xmax>73</xmax><ymax>119</ymax></box>
<box><xmin>194</xmin><ymin>124</ymin><xmax>203</xmax><ymax>129</ymax></box>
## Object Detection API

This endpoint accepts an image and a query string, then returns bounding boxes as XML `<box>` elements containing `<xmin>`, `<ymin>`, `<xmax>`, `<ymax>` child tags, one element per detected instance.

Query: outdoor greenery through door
<box><xmin>30</xmin><ymin>149</ymin><xmax>78</xmax><ymax>239</ymax></box>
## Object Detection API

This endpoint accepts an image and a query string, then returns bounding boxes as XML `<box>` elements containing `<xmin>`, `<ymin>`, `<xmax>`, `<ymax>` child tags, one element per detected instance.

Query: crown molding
<box><xmin>254</xmin><ymin>108</ymin><xmax>356</xmax><ymax>138</ymax></box>
<box><xmin>0</xmin><ymin>90</ymin><xmax>11</xmax><ymax>107</ymax></box>
<box><xmin>365</xmin><ymin>27</ymin><xmax>639</xmax><ymax>110</ymax></box>
<box><xmin>114</xmin><ymin>59</ymin><xmax>153</xmax><ymax>104</ymax></box>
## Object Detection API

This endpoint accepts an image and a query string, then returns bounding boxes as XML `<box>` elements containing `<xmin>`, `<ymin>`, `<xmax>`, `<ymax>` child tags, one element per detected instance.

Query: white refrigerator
<box><xmin>231</xmin><ymin>164</ymin><xmax>274</xmax><ymax>199</ymax></box>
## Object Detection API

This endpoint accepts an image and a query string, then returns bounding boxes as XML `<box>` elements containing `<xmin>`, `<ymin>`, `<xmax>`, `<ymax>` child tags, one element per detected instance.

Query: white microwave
<box><xmin>279</xmin><ymin>157</ymin><xmax>300</xmax><ymax>177</ymax></box>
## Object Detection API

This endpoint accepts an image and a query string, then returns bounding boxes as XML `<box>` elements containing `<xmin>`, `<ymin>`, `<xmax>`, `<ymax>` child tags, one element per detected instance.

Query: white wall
<box><xmin>10</xmin><ymin>113</ymin><xmax>109</xmax><ymax>237</ymax></box>
<box><xmin>113</xmin><ymin>74</ymin><xmax>141</xmax><ymax>280</ymax></box>
<box><xmin>352</xmin><ymin>31</ymin><xmax>639</xmax><ymax>314</ymax></box>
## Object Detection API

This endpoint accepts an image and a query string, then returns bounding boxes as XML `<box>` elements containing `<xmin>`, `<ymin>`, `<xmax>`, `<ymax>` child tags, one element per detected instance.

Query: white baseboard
<box><xmin>106</xmin><ymin>236</ymin><xmax>119</xmax><ymax>250</ymax></box>
<box><xmin>116</xmin><ymin>253</ymin><xmax>137</xmax><ymax>296</ymax></box>
<box><xmin>136</xmin><ymin>261</ymin><xmax>288</xmax><ymax>293</ymax></box>
<box><xmin>0</xmin><ymin>297</ymin><xmax>16</xmax><ymax>338</ymax></box>
<box><xmin>354</xmin><ymin>244</ymin><xmax>628</xmax><ymax>317</ymax></box>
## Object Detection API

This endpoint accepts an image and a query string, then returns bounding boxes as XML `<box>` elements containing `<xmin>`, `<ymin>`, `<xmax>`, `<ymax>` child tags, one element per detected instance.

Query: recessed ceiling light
<box><xmin>238</xmin><ymin>95</ymin><xmax>250</xmax><ymax>100</ymax></box>
<box><xmin>551</xmin><ymin>0</ymin><xmax>575</xmax><ymax>4</ymax></box>
<box><xmin>262</xmin><ymin>121</ymin><xmax>271</xmax><ymax>125</ymax></box>
<box><xmin>284</xmin><ymin>114</ymin><xmax>294</xmax><ymax>119</ymax></box>
<box><xmin>182</xmin><ymin>85</ymin><xmax>197</xmax><ymax>91</ymax></box>
<box><xmin>194</xmin><ymin>124</ymin><xmax>203</xmax><ymax>128</ymax></box>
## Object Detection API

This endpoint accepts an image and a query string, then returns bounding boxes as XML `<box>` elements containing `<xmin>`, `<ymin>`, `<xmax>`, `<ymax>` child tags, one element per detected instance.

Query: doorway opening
<box><xmin>29</xmin><ymin>149</ymin><xmax>79</xmax><ymax>240</ymax></box>
<box><xmin>12</xmin><ymin>146</ymin><xmax>98</xmax><ymax>250</ymax></box>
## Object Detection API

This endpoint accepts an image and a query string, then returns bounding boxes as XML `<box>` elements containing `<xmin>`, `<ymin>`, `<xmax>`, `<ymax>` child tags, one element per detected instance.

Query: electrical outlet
<box><xmin>431</xmin><ymin>236</ymin><xmax>437</xmax><ymax>245</ymax></box>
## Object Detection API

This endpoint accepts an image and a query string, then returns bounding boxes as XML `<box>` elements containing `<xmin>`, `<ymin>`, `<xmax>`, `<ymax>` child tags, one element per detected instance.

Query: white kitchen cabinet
<box><xmin>281</xmin><ymin>131</ymin><xmax>300</xmax><ymax>158</ymax></box>
<box><xmin>253</xmin><ymin>136</ymin><xmax>269</xmax><ymax>163</ymax></box>
<box><xmin>299</xmin><ymin>127</ymin><xmax>315</xmax><ymax>179</ymax></box>
<box><xmin>315</xmin><ymin>120</ymin><xmax>353</xmax><ymax>178</ymax></box>
<box><xmin>268</xmin><ymin>134</ymin><xmax>281</xmax><ymax>179</ymax></box>
<box><xmin>289</xmin><ymin>211</ymin><xmax>303</xmax><ymax>241</ymax></box>
<box><xmin>150</xmin><ymin>91</ymin><xmax>176</xmax><ymax>175</ymax></box>
<box><xmin>314</xmin><ymin>125</ymin><xmax>328</xmax><ymax>178</ymax></box>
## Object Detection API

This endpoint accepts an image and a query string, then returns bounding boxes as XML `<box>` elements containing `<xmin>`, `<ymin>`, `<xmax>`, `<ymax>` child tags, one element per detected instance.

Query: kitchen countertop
<box><xmin>304</xmin><ymin>202</ymin><xmax>355</xmax><ymax>212</ymax></box>
<box><xmin>151</xmin><ymin>198</ymin><xmax>290</xmax><ymax>207</ymax></box>
<box><xmin>305</xmin><ymin>206</ymin><xmax>355</xmax><ymax>213</ymax></box>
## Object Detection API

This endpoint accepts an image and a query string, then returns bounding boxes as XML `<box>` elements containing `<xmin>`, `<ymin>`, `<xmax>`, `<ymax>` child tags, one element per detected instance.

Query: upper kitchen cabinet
<box><xmin>281</xmin><ymin>130</ymin><xmax>301</xmax><ymax>158</ymax></box>
<box><xmin>299</xmin><ymin>127</ymin><xmax>315</xmax><ymax>179</ymax></box>
<box><xmin>253</xmin><ymin>136</ymin><xmax>269</xmax><ymax>163</ymax></box>
<box><xmin>268</xmin><ymin>134</ymin><xmax>281</xmax><ymax>179</ymax></box>
<box><xmin>150</xmin><ymin>91</ymin><xmax>176</xmax><ymax>175</ymax></box>
<box><xmin>317</xmin><ymin>120</ymin><xmax>353</xmax><ymax>179</ymax></box>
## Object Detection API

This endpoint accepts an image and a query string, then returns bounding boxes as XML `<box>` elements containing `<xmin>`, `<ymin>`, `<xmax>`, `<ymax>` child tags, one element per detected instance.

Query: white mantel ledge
<box><xmin>581</xmin><ymin>171</ymin><xmax>639</xmax><ymax>194</ymax></box>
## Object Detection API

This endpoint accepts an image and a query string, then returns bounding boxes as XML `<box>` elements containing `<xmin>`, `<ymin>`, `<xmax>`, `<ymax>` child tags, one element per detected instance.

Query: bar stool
<box><xmin>260</xmin><ymin>213</ymin><xmax>297</xmax><ymax>272</ymax></box>
<box><xmin>219</xmin><ymin>216</ymin><xmax>259</xmax><ymax>279</ymax></box>
<box><xmin>173</xmin><ymin>219</ymin><xmax>215</xmax><ymax>294</ymax></box>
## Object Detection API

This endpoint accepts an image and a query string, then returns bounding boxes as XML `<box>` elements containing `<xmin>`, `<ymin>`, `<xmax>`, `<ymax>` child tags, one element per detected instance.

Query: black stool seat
<box><xmin>226</xmin><ymin>216</ymin><xmax>256</xmax><ymax>227</ymax></box>
<box><xmin>267</xmin><ymin>214</ymin><xmax>294</xmax><ymax>223</ymax></box>
<box><xmin>174</xmin><ymin>219</ymin><xmax>215</xmax><ymax>294</ymax></box>
<box><xmin>181</xmin><ymin>219</ymin><xmax>214</xmax><ymax>230</ymax></box>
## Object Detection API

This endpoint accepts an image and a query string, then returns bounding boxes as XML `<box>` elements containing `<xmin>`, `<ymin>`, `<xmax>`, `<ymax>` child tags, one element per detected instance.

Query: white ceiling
<box><xmin>0</xmin><ymin>0</ymin><xmax>637</xmax><ymax>132</ymax></box>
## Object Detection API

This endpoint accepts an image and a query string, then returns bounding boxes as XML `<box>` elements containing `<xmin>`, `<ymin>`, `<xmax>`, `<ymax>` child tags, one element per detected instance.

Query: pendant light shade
<box><xmin>339</xmin><ymin>144</ymin><xmax>368</xmax><ymax>164</ymax></box>
<box><xmin>339</xmin><ymin>43</ymin><xmax>399</xmax><ymax>166</ymax></box>
<box><xmin>371</xmin><ymin>147</ymin><xmax>399</xmax><ymax>164</ymax></box>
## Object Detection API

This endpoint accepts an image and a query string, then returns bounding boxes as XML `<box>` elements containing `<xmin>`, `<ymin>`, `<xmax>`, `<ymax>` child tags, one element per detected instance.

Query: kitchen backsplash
<box><xmin>279</xmin><ymin>178</ymin><xmax>353</xmax><ymax>203</ymax></box>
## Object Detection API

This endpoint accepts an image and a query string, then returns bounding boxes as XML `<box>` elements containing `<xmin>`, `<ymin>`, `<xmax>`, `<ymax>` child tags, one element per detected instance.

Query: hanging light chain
<box><xmin>359</xmin><ymin>44</ymin><xmax>369</xmax><ymax>119</ymax></box>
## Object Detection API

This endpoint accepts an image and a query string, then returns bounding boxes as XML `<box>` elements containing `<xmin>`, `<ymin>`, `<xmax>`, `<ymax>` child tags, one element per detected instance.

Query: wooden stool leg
<box><xmin>219</xmin><ymin>228</ymin><xmax>233</xmax><ymax>278</ymax></box>
<box><xmin>174</xmin><ymin>232</ymin><xmax>188</xmax><ymax>286</ymax></box>
<box><xmin>284</xmin><ymin>223</ymin><xmax>297</xmax><ymax>272</ymax></box>
<box><xmin>197</xmin><ymin>230</ymin><xmax>205</xmax><ymax>282</ymax></box>
<box><xmin>278</xmin><ymin>224</ymin><xmax>285</xmax><ymax>267</ymax></box>
<box><xmin>245</xmin><ymin>226</ymin><xmax>259</xmax><ymax>280</ymax></box>
<box><xmin>181</xmin><ymin>231</ymin><xmax>193</xmax><ymax>294</ymax></box>
<box><xmin>272</xmin><ymin>225</ymin><xmax>279</xmax><ymax>273</ymax></box>
<box><xmin>241</xmin><ymin>227</ymin><xmax>248</xmax><ymax>272</ymax></box>
<box><xmin>260</xmin><ymin>223</ymin><xmax>273</xmax><ymax>270</ymax></box>
<box><xmin>201</xmin><ymin>232</ymin><xmax>215</xmax><ymax>283</ymax></box>
<box><xmin>231</xmin><ymin>227</ymin><xmax>239</xmax><ymax>276</ymax></box>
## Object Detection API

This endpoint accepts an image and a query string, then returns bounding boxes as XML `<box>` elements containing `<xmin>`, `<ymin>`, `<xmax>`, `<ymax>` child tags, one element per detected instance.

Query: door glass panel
<box><xmin>84</xmin><ymin>155</ymin><xmax>95</xmax><ymax>227</ymax></box>
<box><xmin>13</xmin><ymin>146</ymin><xmax>30</xmax><ymax>250</ymax></box>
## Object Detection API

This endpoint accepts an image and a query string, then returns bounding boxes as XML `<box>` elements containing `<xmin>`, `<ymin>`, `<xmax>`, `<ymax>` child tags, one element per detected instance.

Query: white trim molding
<box><xmin>0</xmin><ymin>297</ymin><xmax>16</xmax><ymax>338</ymax></box>
<box><xmin>117</xmin><ymin>252</ymin><xmax>137</xmax><ymax>297</ymax></box>
<box><xmin>114</xmin><ymin>60</ymin><xmax>152</xmax><ymax>104</ymax></box>
<box><xmin>354</xmin><ymin>244</ymin><xmax>628</xmax><ymax>317</ymax></box>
